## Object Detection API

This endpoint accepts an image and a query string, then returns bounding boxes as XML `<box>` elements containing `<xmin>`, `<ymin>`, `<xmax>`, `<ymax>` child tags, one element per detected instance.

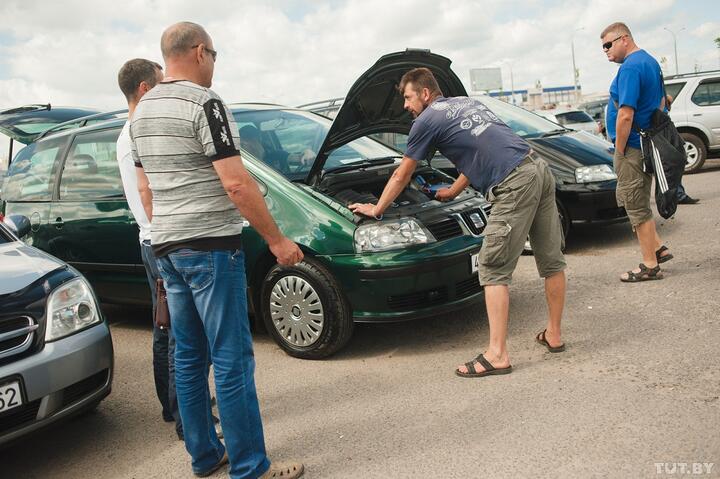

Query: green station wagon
<box><xmin>1</xmin><ymin>51</ymin><xmax>490</xmax><ymax>359</ymax></box>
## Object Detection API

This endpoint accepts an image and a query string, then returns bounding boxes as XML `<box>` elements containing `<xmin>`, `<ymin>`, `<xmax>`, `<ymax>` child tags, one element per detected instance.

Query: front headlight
<box><xmin>575</xmin><ymin>164</ymin><xmax>617</xmax><ymax>183</ymax></box>
<box><xmin>354</xmin><ymin>218</ymin><xmax>435</xmax><ymax>253</ymax></box>
<box><xmin>46</xmin><ymin>278</ymin><xmax>101</xmax><ymax>342</ymax></box>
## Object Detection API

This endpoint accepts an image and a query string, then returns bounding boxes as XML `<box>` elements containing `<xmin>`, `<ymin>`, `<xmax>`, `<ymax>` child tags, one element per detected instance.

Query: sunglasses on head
<box><xmin>603</xmin><ymin>35</ymin><xmax>626</xmax><ymax>51</ymax></box>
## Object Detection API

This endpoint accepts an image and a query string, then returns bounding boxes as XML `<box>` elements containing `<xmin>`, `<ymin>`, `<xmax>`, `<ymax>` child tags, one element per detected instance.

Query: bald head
<box><xmin>161</xmin><ymin>22</ymin><xmax>210</xmax><ymax>60</ymax></box>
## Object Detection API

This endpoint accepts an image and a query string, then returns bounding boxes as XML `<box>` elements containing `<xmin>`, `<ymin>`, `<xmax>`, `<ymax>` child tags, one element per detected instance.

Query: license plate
<box><xmin>470</xmin><ymin>253</ymin><xmax>480</xmax><ymax>274</ymax></box>
<box><xmin>0</xmin><ymin>380</ymin><xmax>23</xmax><ymax>413</ymax></box>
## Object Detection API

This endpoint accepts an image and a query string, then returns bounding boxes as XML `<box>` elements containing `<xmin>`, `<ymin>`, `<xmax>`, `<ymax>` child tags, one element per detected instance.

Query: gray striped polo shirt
<box><xmin>130</xmin><ymin>80</ymin><xmax>244</xmax><ymax>256</ymax></box>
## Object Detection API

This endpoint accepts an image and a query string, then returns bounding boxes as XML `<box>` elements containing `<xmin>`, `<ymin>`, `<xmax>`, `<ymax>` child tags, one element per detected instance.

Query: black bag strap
<box><xmin>611</xmin><ymin>72</ymin><xmax>667</xmax><ymax>135</ymax></box>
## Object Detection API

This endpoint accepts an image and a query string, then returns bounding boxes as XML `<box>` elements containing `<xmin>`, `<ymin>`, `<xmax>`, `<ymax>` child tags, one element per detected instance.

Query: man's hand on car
<box><xmin>348</xmin><ymin>203</ymin><xmax>380</xmax><ymax>219</ymax></box>
<box><xmin>434</xmin><ymin>187</ymin><xmax>457</xmax><ymax>202</ymax></box>
<box><xmin>269</xmin><ymin>236</ymin><xmax>304</xmax><ymax>266</ymax></box>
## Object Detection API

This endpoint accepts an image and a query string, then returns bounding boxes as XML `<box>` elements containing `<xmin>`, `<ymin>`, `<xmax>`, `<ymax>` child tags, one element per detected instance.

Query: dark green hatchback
<box><xmin>1</xmin><ymin>52</ymin><xmax>490</xmax><ymax>359</ymax></box>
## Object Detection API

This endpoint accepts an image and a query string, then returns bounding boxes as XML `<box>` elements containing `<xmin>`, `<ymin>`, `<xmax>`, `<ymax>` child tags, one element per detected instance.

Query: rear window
<box><xmin>690</xmin><ymin>79</ymin><xmax>720</xmax><ymax>106</ymax></box>
<box><xmin>2</xmin><ymin>137</ymin><xmax>66</xmax><ymax>201</ymax></box>
<box><xmin>555</xmin><ymin>111</ymin><xmax>594</xmax><ymax>125</ymax></box>
<box><xmin>664</xmin><ymin>82</ymin><xmax>686</xmax><ymax>102</ymax></box>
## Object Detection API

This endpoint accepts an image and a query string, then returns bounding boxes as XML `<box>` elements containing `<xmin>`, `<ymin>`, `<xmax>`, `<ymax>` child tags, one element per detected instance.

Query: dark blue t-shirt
<box><xmin>606</xmin><ymin>49</ymin><xmax>663</xmax><ymax>149</ymax></box>
<box><xmin>405</xmin><ymin>96</ymin><xmax>530</xmax><ymax>196</ymax></box>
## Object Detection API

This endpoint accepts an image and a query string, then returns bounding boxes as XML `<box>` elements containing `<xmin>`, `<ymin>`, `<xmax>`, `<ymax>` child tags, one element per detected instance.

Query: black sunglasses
<box><xmin>603</xmin><ymin>35</ymin><xmax>626</xmax><ymax>51</ymax></box>
<box><xmin>191</xmin><ymin>44</ymin><xmax>217</xmax><ymax>61</ymax></box>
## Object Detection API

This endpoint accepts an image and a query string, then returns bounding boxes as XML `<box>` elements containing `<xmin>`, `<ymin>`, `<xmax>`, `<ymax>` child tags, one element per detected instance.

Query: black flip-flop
<box><xmin>656</xmin><ymin>245</ymin><xmax>673</xmax><ymax>264</ymax></box>
<box><xmin>536</xmin><ymin>329</ymin><xmax>565</xmax><ymax>353</ymax></box>
<box><xmin>455</xmin><ymin>353</ymin><xmax>512</xmax><ymax>378</ymax></box>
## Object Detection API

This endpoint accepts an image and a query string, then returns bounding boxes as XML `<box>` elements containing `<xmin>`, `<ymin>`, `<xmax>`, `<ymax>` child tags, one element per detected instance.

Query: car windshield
<box><xmin>475</xmin><ymin>96</ymin><xmax>567</xmax><ymax>138</ymax></box>
<box><xmin>555</xmin><ymin>111</ymin><xmax>594</xmax><ymax>124</ymax></box>
<box><xmin>232</xmin><ymin>108</ymin><xmax>399</xmax><ymax>180</ymax></box>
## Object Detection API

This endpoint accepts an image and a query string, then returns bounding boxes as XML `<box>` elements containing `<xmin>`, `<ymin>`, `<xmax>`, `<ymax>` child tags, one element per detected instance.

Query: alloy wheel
<box><xmin>684</xmin><ymin>141</ymin><xmax>699</xmax><ymax>168</ymax></box>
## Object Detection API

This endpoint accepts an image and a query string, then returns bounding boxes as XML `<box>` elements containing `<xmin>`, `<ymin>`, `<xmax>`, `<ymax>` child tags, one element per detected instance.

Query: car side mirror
<box><xmin>3</xmin><ymin>214</ymin><xmax>31</xmax><ymax>238</ymax></box>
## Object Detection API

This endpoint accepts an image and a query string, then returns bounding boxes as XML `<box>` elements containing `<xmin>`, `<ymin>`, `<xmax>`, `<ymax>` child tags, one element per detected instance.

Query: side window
<box><xmin>664</xmin><ymin>82</ymin><xmax>686</xmax><ymax>102</ymax></box>
<box><xmin>2</xmin><ymin>137</ymin><xmax>65</xmax><ymax>201</ymax></box>
<box><xmin>59</xmin><ymin>129</ymin><xmax>123</xmax><ymax>200</ymax></box>
<box><xmin>691</xmin><ymin>79</ymin><xmax>720</xmax><ymax>107</ymax></box>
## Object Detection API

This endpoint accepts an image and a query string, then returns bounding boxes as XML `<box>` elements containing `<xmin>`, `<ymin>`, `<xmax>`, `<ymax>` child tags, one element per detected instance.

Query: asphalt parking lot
<box><xmin>2</xmin><ymin>161</ymin><xmax>719</xmax><ymax>479</ymax></box>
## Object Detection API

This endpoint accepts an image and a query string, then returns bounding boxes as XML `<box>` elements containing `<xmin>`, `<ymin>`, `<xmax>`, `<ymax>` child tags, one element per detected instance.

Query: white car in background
<box><xmin>665</xmin><ymin>70</ymin><xmax>720</xmax><ymax>173</ymax></box>
<box><xmin>540</xmin><ymin>109</ymin><xmax>602</xmax><ymax>137</ymax></box>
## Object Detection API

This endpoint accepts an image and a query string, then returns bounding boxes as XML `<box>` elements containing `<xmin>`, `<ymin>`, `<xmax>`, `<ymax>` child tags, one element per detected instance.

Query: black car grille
<box><xmin>425</xmin><ymin>207</ymin><xmax>489</xmax><ymax>241</ymax></box>
<box><xmin>426</xmin><ymin>218</ymin><xmax>463</xmax><ymax>241</ymax></box>
<box><xmin>456</xmin><ymin>276</ymin><xmax>482</xmax><ymax>299</ymax></box>
<box><xmin>0</xmin><ymin>316</ymin><xmax>37</xmax><ymax>360</ymax></box>
<box><xmin>0</xmin><ymin>399</ymin><xmax>41</xmax><ymax>434</ymax></box>
<box><xmin>388</xmin><ymin>287</ymin><xmax>448</xmax><ymax>310</ymax></box>
<box><xmin>60</xmin><ymin>370</ymin><xmax>110</xmax><ymax>409</ymax></box>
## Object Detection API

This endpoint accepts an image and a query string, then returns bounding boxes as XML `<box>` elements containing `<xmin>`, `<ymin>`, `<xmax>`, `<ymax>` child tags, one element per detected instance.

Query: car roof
<box><xmin>665</xmin><ymin>70</ymin><xmax>720</xmax><ymax>82</ymax></box>
<box><xmin>34</xmin><ymin>116</ymin><xmax>128</xmax><ymax>143</ymax></box>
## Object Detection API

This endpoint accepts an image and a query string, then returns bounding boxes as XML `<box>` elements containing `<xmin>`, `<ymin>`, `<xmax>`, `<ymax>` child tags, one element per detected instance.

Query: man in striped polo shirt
<box><xmin>131</xmin><ymin>22</ymin><xmax>304</xmax><ymax>479</ymax></box>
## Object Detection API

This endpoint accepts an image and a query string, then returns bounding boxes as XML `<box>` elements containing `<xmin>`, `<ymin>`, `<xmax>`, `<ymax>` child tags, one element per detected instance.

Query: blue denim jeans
<box><xmin>156</xmin><ymin>249</ymin><xmax>270</xmax><ymax>478</ymax></box>
<box><xmin>141</xmin><ymin>240</ymin><xmax>180</xmax><ymax>433</ymax></box>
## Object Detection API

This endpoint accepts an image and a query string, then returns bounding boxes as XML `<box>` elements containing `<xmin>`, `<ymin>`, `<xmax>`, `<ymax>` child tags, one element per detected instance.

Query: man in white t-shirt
<box><xmin>116</xmin><ymin>58</ymin><xmax>182</xmax><ymax>433</ymax></box>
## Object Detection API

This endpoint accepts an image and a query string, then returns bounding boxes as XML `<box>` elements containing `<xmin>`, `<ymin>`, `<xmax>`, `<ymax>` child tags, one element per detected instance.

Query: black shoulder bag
<box><xmin>614</xmin><ymin>74</ymin><xmax>686</xmax><ymax>219</ymax></box>
<box><xmin>635</xmin><ymin>75</ymin><xmax>686</xmax><ymax>218</ymax></box>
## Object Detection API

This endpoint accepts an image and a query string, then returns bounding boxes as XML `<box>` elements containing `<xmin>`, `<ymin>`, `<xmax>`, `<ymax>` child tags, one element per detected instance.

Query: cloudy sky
<box><xmin>1</xmin><ymin>0</ymin><xmax>718</xmax><ymax>162</ymax></box>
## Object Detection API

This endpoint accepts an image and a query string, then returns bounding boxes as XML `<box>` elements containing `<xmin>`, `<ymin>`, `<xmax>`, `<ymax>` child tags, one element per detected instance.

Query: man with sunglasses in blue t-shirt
<box><xmin>602</xmin><ymin>22</ymin><xmax>674</xmax><ymax>282</ymax></box>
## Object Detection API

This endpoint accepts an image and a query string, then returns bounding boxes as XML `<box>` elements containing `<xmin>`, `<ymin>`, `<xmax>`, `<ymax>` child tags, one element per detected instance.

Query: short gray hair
<box><xmin>161</xmin><ymin>22</ymin><xmax>209</xmax><ymax>59</ymax></box>
<box><xmin>600</xmin><ymin>22</ymin><xmax>632</xmax><ymax>39</ymax></box>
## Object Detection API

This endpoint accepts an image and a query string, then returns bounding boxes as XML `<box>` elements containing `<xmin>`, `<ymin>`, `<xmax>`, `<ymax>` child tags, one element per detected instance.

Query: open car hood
<box><xmin>307</xmin><ymin>49</ymin><xmax>468</xmax><ymax>184</ymax></box>
<box><xmin>0</xmin><ymin>104</ymin><xmax>100</xmax><ymax>144</ymax></box>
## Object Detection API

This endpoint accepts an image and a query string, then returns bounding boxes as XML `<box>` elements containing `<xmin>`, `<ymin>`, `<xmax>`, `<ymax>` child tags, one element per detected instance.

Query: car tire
<box><xmin>522</xmin><ymin>200</ymin><xmax>570</xmax><ymax>255</ymax></box>
<box><xmin>260</xmin><ymin>258</ymin><xmax>353</xmax><ymax>359</ymax></box>
<box><xmin>681</xmin><ymin>132</ymin><xmax>706</xmax><ymax>174</ymax></box>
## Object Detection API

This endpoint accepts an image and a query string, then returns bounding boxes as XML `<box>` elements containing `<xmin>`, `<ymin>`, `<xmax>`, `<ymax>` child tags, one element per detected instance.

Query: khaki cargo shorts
<box><xmin>613</xmin><ymin>146</ymin><xmax>653</xmax><ymax>227</ymax></box>
<box><xmin>478</xmin><ymin>154</ymin><xmax>567</xmax><ymax>286</ymax></box>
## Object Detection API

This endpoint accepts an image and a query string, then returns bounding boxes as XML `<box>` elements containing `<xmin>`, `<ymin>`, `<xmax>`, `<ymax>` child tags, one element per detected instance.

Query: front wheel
<box><xmin>681</xmin><ymin>132</ymin><xmax>706</xmax><ymax>174</ymax></box>
<box><xmin>260</xmin><ymin>258</ymin><xmax>353</xmax><ymax>359</ymax></box>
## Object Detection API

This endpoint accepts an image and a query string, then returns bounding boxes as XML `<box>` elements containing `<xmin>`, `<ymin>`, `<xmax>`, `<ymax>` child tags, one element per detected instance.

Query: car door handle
<box><xmin>53</xmin><ymin>217</ymin><xmax>64</xmax><ymax>229</ymax></box>
<box><xmin>692</xmin><ymin>113</ymin><xmax>702</xmax><ymax>117</ymax></box>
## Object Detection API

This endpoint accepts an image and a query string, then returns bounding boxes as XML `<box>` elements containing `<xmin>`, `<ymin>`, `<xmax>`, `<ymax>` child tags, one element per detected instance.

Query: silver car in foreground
<box><xmin>0</xmin><ymin>215</ymin><xmax>113</xmax><ymax>447</ymax></box>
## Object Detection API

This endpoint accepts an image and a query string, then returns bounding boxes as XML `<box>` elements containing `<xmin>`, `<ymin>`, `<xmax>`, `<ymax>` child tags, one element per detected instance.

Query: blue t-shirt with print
<box><xmin>404</xmin><ymin>96</ymin><xmax>530</xmax><ymax>196</ymax></box>
<box><xmin>606</xmin><ymin>49</ymin><xmax>663</xmax><ymax>149</ymax></box>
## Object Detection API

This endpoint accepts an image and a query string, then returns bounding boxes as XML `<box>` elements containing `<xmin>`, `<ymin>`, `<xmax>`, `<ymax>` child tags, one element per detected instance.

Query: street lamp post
<box><xmin>571</xmin><ymin>27</ymin><xmax>584</xmax><ymax>104</ymax></box>
<box><xmin>664</xmin><ymin>26</ymin><xmax>686</xmax><ymax>75</ymax></box>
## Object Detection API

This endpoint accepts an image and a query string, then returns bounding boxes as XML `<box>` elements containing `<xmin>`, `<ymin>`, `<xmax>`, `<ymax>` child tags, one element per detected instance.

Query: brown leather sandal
<box><xmin>455</xmin><ymin>353</ymin><xmax>512</xmax><ymax>378</ymax></box>
<box><xmin>656</xmin><ymin>245</ymin><xmax>673</xmax><ymax>264</ymax></box>
<box><xmin>536</xmin><ymin>329</ymin><xmax>566</xmax><ymax>352</ymax></box>
<box><xmin>620</xmin><ymin>263</ymin><xmax>663</xmax><ymax>282</ymax></box>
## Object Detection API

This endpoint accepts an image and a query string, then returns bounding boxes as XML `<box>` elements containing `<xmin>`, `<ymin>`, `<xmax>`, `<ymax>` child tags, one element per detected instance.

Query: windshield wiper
<box><xmin>539</xmin><ymin>128</ymin><xmax>568</xmax><ymax>138</ymax></box>
<box><xmin>324</xmin><ymin>156</ymin><xmax>401</xmax><ymax>175</ymax></box>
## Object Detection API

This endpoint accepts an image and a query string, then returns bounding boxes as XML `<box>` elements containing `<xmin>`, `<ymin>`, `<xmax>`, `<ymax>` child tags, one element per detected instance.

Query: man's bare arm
<box><xmin>349</xmin><ymin>157</ymin><xmax>418</xmax><ymax>218</ymax></box>
<box><xmin>136</xmin><ymin>167</ymin><xmax>153</xmax><ymax>221</ymax></box>
<box><xmin>435</xmin><ymin>174</ymin><xmax>470</xmax><ymax>202</ymax></box>
<box><xmin>212</xmin><ymin>155</ymin><xmax>303</xmax><ymax>265</ymax></box>
<box><xmin>615</xmin><ymin>106</ymin><xmax>635</xmax><ymax>155</ymax></box>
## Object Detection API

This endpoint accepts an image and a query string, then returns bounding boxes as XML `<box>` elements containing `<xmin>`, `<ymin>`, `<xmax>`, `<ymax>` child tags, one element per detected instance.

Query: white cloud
<box><xmin>691</xmin><ymin>22</ymin><xmax>720</xmax><ymax>38</ymax></box>
<box><xmin>0</xmin><ymin>0</ymin><xmax>716</xmax><ymax>124</ymax></box>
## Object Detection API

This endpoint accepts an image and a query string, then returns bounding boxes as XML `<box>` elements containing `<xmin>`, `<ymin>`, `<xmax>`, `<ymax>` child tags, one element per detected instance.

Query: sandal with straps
<box><xmin>455</xmin><ymin>353</ymin><xmax>512</xmax><ymax>378</ymax></box>
<box><xmin>656</xmin><ymin>245</ymin><xmax>673</xmax><ymax>264</ymax></box>
<box><xmin>620</xmin><ymin>263</ymin><xmax>663</xmax><ymax>282</ymax></box>
<box><xmin>536</xmin><ymin>329</ymin><xmax>565</xmax><ymax>353</ymax></box>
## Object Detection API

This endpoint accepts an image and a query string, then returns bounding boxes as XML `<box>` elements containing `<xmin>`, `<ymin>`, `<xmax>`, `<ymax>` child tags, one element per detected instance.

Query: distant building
<box><xmin>484</xmin><ymin>84</ymin><xmax>581</xmax><ymax>110</ymax></box>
